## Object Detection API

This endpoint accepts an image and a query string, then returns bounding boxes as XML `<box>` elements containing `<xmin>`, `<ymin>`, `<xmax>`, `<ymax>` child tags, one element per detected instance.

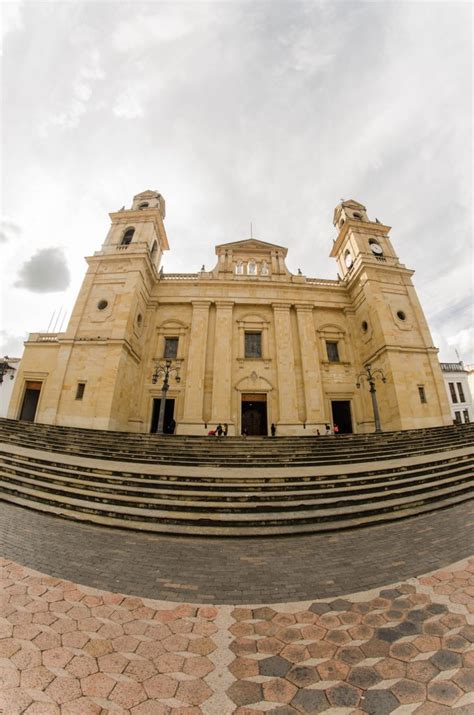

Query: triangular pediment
<box><xmin>133</xmin><ymin>190</ymin><xmax>160</xmax><ymax>199</ymax></box>
<box><xmin>215</xmin><ymin>238</ymin><xmax>287</xmax><ymax>256</ymax></box>
<box><xmin>342</xmin><ymin>199</ymin><xmax>366</xmax><ymax>210</ymax></box>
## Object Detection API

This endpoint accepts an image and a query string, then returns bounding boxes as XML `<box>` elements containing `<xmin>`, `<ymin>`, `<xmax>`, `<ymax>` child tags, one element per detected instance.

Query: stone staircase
<box><xmin>0</xmin><ymin>418</ymin><xmax>472</xmax><ymax>535</ymax></box>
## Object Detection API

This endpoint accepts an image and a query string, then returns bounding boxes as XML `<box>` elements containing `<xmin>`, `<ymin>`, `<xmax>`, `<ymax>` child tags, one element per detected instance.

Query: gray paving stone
<box><xmin>291</xmin><ymin>688</ymin><xmax>329</xmax><ymax>714</ymax></box>
<box><xmin>361</xmin><ymin>689</ymin><xmax>400</xmax><ymax>714</ymax></box>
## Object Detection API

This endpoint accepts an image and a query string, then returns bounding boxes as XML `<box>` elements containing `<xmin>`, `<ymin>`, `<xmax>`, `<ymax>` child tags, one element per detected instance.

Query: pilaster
<box><xmin>181</xmin><ymin>301</ymin><xmax>211</xmax><ymax>426</ymax></box>
<box><xmin>295</xmin><ymin>303</ymin><xmax>324</xmax><ymax>424</ymax></box>
<box><xmin>272</xmin><ymin>303</ymin><xmax>299</xmax><ymax>425</ymax></box>
<box><xmin>211</xmin><ymin>301</ymin><xmax>234</xmax><ymax>424</ymax></box>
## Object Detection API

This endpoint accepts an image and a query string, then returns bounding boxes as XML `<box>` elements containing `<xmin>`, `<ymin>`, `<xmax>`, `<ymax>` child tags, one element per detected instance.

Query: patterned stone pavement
<box><xmin>0</xmin><ymin>556</ymin><xmax>473</xmax><ymax>714</ymax></box>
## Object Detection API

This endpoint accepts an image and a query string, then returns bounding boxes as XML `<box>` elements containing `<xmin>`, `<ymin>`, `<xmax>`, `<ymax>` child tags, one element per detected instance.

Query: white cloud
<box><xmin>0</xmin><ymin>0</ymin><xmax>23</xmax><ymax>54</ymax></box>
<box><xmin>15</xmin><ymin>248</ymin><xmax>71</xmax><ymax>293</ymax></box>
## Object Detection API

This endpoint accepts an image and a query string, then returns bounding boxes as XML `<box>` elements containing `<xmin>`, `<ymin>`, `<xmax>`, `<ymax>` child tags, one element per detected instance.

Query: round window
<box><xmin>97</xmin><ymin>300</ymin><xmax>108</xmax><ymax>311</ymax></box>
<box><xmin>397</xmin><ymin>310</ymin><xmax>406</xmax><ymax>321</ymax></box>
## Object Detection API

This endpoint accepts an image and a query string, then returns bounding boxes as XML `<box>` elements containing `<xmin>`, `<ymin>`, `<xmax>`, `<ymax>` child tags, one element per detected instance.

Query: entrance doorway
<box><xmin>241</xmin><ymin>393</ymin><xmax>268</xmax><ymax>435</ymax></box>
<box><xmin>19</xmin><ymin>381</ymin><xmax>42</xmax><ymax>422</ymax></box>
<box><xmin>331</xmin><ymin>400</ymin><xmax>353</xmax><ymax>433</ymax></box>
<box><xmin>150</xmin><ymin>398</ymin><xmax>176</xmax><ymax>433</ymax></box>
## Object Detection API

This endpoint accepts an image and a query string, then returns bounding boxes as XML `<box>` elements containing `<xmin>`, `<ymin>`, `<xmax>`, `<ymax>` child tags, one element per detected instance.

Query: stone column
<box><xmin>272</xmin><ymin>303</ymin><xmax>299</xmax><ymax>428</ymax></box>
<box><xmin>295</xmin><ymin>303</ymin><xmax>324</xmax><ymax>425</ymax></box>
<box><xmin>181</xmin><ymin>301</ymin><xmax>211</xmax><ymax>430</ymax></box>
<box><xmin>211</xmin><ymin>301</ymin><xmax>234</xmax><ymax>424</ymax></box>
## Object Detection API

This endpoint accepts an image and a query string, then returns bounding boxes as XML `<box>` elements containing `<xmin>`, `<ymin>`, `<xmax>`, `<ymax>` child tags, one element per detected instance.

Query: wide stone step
<box><xmin>0</xmin><ymin>457</ymin><xmax>472</xmax><ymax>503</ymax></box>
<box><xmin>0</xmin><ymin>483</ymin><xmax>470</xmax><ymax>536</ymax></box>
<box><xmin>0</xmin><ymin>467</ymin><xmax>471</xmax><ymax>514</ymax></box>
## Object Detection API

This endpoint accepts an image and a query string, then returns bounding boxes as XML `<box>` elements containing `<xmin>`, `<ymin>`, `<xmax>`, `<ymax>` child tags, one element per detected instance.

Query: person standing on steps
<box><xmin>270</xmin><ymin>423</ymin><xmax>276</xmax><ymax>437</ymax></box>
<box><xmin>216</xmin><ymin>423</ymin><xmax>223</xmax><ymax>437</ymax></box>
<box><xmin>333</xmin><ymin>423</ymin><xmax>340</xmax><ymax>436</ymax></box>
<box><xmin>223</xmin><ymin>423</ymin><xmax>228</xmax><ymax>436</ymax></box>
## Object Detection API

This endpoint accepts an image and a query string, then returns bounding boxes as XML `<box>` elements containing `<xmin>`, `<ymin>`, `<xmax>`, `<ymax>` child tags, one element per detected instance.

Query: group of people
<box><xmin>208</xmin><ymin>423</ymin><xmax>228</xmax><ymax>437</ymax></box>
<box><xmin>208</xmin><ymin>423</ymin><xmax>340</xmax><ymax>436</ymax></box>
<box><xmin>315</xmin><ymin>424</ymin><xmax>339</xmax><ymax>436</ymax></box>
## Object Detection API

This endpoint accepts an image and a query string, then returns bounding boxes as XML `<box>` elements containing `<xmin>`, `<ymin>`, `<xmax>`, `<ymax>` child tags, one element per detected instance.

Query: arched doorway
<box><xmin>241</xmin><ymin>393</ymin><xmax>268</xmax><ymax>435</ymax></box>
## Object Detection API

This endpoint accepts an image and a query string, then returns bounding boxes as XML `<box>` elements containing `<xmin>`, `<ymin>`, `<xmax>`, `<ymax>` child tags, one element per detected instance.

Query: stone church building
<box><xmin>8</xmin><ymin>191</ymin><xmax>452</xmax><ymax>435</ymax></box>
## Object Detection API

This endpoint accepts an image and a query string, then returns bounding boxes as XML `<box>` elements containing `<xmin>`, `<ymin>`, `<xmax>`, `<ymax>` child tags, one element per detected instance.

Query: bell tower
<box><xmin>331</xmin><ymin>200</ymin><xmax>398</xmax><ymax>279</ymax></box>
<box><xmin>100</xmin><ymin>190</ymin><xmax>169</xmax><ymax>272</ymax></box>
<box><xmin>44</xmin><ymin>190</ymin><xmax>171</xmax><ymax>430</ymax></box>
<box><xmin>330</xmin><ymin>199</ymin><xmax>451</xmax><ymax>431</ymax></box>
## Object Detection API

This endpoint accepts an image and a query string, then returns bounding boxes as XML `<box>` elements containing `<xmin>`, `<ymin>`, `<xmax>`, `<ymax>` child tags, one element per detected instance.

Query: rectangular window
<box><xmin>164</xmin><ymin>337</ymin><xmax>178</xmax><ymax>359</ymax></box>
<box><xmin>245</xmin><ymin>332</ymin><xmax>262</xmax><ymax>358</ymax></box>
<box><xmin>463</xmin><ymin>409</ymin><xmax>470</xmax><ymax>423</ymax></box>
<box><xmin>449</xmin><ymin>382</ymin><xmax>458</xmax><ymax>403</ymax></box>
<box><xmin>418</xmin><ymin>386</ymin><xmax>427</xmax><ymax>403</ymax></box>
<box><xmin>75</xmin><ymin>383</ymin><xmax>86</xmax><ymax>400</ymax></box>
<box><xmin>326</xmin><ymin>341</ymin><xmax>340</xmax><ymax>362</ymax></box>
<box><xmin>457</xmin><ymin>382</ymin><xmax>465</xmax><ymax>403</ymax></box>
<box><xmin>454</xmin><ymin>411</ymin><xmax>462</xmax><ymax>424</ymax></box>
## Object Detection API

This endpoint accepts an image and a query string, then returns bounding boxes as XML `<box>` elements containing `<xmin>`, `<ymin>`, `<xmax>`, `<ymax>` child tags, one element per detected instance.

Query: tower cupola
<box><xmin>333</xmin><ymin>200</ymin><xmax>369</xmax><ymax>230</ymax></box>
<box><xmin>131</xmin><ymin>190</ymin><xmax>165</xmax><ymax>218</ymax></box>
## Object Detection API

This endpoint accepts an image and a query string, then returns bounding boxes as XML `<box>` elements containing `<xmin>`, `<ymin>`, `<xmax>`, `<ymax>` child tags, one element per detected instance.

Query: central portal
<box><xmin>241</xmin><ymin>393</ymin><xmax>268</xmax><ymax>435</ymax></box>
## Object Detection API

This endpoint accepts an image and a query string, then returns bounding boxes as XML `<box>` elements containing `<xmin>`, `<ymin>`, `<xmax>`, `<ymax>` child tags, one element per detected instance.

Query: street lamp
<box><xmin>151</xmin><ymin>359</ymin><xmax>181</xmax><ymax>434</ymax></box>
<box><xmin>0</xmin><ymin>356</ymin><xmax>16</xmax><ymax>385</ymax></box>
<box><xmin>356</xmin><ymin>363</ymin><xmax>387</xmax><ymax>432</ymax></box>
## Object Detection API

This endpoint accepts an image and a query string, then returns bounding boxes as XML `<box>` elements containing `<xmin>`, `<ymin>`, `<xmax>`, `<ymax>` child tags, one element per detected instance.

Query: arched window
<box><xmin>121</xmin><ymin>228</ymin><xmax>135</xmax><ymax>246</ymax></box>
<box><xmin>261</xmin><ymin>260</ymin><xmax>269</xmax><ymax>275</ymax></box>
<box><xmin>248</xmin><ymin>260</ymin><xmax>257</xmax><ymax>275</ymax></box>
<box><xmin>138</xmin><ymin>202</ymin><xmax>149</xmax><ymax>209</ymax></box>
<box><xmin>235</xmin><ymin>261</ymin><xmax>244</xmax><ymax>275</ymax></box>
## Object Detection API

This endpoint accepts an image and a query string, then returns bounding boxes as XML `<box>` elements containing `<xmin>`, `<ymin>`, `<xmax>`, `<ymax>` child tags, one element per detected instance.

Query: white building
<box><xmin>0</xmin><ymin>357</ymin><xmax>21</xmax><ymax>418</ymax></box>
<box><xmin>440</xmin><ymin>362</ymin><xmax>473</xmax><ymax>424</ymax></box>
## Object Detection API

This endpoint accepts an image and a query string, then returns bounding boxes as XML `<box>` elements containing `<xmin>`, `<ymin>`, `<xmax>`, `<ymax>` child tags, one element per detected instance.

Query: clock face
<box><xmin>370</xmin><ymin>242</ymin><xmax>383</xmax><ymax>255</ymax></box>
<box><xmin>345</xmin><ymin>253</ymin><xmax>353</xmax><ymax>268</ymax></box>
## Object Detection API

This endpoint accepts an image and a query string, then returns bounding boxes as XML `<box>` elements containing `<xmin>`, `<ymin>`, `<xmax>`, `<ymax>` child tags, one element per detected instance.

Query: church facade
<box><xmin>8</xmin><ymin>191</ymin><xmax>452</xmax><ymax>435</ymax></box>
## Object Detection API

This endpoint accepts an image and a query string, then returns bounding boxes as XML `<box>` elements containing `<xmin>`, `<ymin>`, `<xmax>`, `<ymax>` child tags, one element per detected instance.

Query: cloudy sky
<box><xmin>1</xmin><ymin>0</ymin><xmax>472</xmax><ymax>363</ymax></box>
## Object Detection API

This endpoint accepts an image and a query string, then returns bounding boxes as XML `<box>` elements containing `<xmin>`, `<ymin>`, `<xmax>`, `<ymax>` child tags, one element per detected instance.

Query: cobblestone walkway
<box><xmin>1</xmin><ymin>501</ymin><xmax>473</xmax><ymax>604</ymax></box>
<box><xmin>1</xmin><ymin>555</ymin><xmax>473</xmax><ymax>714</ymax></box>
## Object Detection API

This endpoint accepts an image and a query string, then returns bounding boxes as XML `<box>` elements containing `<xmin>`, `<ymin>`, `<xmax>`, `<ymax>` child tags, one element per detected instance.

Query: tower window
<box><xmin>164</xmin><ymin>337</ymin><xmax>178</xmax><ymax>359</ymax></box>
<box><xmin>75</xmin><ymin>383</ymin><xmax>86</xmax><ymax>400</ymax></box>
<box><xmin>457</xmin><ymin>383</ymin><xmax>465</xmax><ymax>402</ymax></box>
<box><xmin>121</xmin><ymin>228</ymin><xmax>135</xmax><ymax>246</ymax></box>
<box><xmin>97</xmin><ymin>300</ymin><xmax>108</xmax><ymax>311</ymax></box>
<box><xmin>449</xmin><ymin>382</ymin><xmax>458</xmax><ymax>403</ymax></box>
<box><xmin>352</xmin><ymin>212</ymin><xmax>362</xmax><ymax>220</ymax></box>
<box><xmin>361</xmin><ymin>321</ymin><xmax>368</xmax><ymax>332</ymax></box>
<box><xmin>326</xmin><ymin>341</ymin><xmax>340</xmax><ymax>362</ymax></box>
<box><xmin>396</xmin><ymin>310</ymin><xmax>406</xmax><ymax>321</ymax></box>
<box><xmin>418</xmin><ymin>386</ymin><xmax>427</xmax><ymax>403</ymax></box>
<box><xmin>136</xmin><ymin>313</ymin><xmax>143</xmax><ymax>328</ymax></box>
<box><xmin>245</xmin><ymin>332</ymin><xmax>262</xmax><ymax>358</ymax></box>
<box><xmin>138</xmin><ymin>202</ymin><xmax>149</xmax><ymax>209</ymax></box>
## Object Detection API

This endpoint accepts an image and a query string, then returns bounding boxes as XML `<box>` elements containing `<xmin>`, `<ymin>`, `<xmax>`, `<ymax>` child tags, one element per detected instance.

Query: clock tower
<box><xmin>330</xmin><ymin>199</ymin><xmax>451</xmax><ymax>431</ymax></box>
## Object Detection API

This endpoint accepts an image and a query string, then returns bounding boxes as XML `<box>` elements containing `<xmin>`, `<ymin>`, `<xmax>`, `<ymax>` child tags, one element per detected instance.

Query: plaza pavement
<box><xmin>0</xmin><ymin>505</ymin><xmax>473</xmax><ymax>714</ymax></box>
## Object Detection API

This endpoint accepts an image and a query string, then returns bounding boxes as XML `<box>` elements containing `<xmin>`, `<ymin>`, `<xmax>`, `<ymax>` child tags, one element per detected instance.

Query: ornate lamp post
<box><xmin>151</xmin><ymin>359</ymin><xmax>181</xmax><ymax>434</ymax></box>
<box><xmin>0</xmin><ymin>356</ymin><xmax>16</xmax><ymax>385</ymax></box>
<box><xmin>356</xmin><ymin>363</ymin><xmax>387</xmax><ymax>432</ymax></box>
